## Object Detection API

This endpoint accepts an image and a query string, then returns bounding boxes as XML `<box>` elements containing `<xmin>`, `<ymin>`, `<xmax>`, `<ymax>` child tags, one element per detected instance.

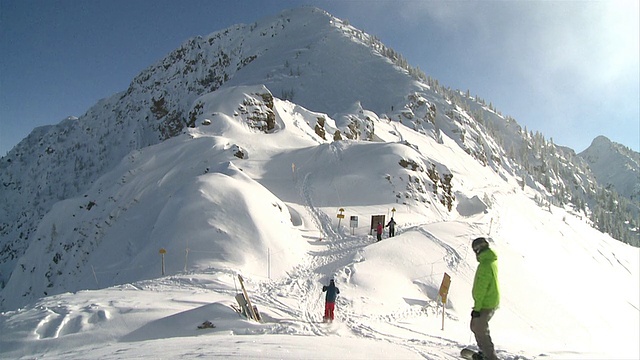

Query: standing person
<box><xmin>376</xmin><ymin>222</ymin><xmax>383</xmax><ymax>241</ymax></box>
<box><xmin>385</xmin><ymin>217</ymin><xmax>397</xmax><ymax>237</ymax></box>
<box><xmin>470</xmin><ymin>237</ymin><xmax>500</xmax><ymax>360</ymax></box>
<box><xmin>322</xmin><ymin>279</ymin><xmax>340</xmax><ymax>322</ymax></box>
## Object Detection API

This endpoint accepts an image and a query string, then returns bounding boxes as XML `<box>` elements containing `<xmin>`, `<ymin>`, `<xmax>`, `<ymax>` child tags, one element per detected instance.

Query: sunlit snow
<box><xmin>1</xmin><ymin>85</ymin><xmax>637</xmax><ymax>359</ymax></box>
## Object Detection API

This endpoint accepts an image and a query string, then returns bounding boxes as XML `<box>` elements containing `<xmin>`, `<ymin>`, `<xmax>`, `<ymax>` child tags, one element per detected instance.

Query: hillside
<box><xmin>1</xmin><ymin>84</ymin><xmax>638</xmax><ymax>359</ymax></box>
<box><xmin>0</xmin><ymin>7</ymin><xmax>638</xmax><ymax>359</ymax></box>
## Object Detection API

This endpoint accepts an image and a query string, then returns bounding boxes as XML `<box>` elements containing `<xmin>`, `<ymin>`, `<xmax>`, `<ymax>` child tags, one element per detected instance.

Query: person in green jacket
<box><xmin>470</xmin><ymin>237</ymin><xmax>500</xmax><ymax>360</ymax></box>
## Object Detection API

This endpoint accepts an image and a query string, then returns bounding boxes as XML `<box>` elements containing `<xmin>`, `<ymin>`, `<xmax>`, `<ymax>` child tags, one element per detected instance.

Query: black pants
<box><xmin>470</xmin><ymin>309</ymin><xmax>498</xmax><ymax>360</ymax></box>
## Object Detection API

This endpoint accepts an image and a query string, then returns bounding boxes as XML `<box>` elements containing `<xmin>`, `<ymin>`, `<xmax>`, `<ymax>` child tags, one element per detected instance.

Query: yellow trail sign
<box><xmin>438</xmin><ymin>272</ymin><xmax>451</xmax><ymax>303</ymax></box>
<box><xmin>438</xmin><ymin>273</ymin><xmax>451</xmax><ymax>330</ymax></box>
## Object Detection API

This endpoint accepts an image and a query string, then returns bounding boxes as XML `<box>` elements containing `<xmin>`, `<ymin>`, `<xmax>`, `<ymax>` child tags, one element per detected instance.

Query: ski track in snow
<box><xmin>0</xmin><ymin>165</ymin><xmax>540</xmax><ymax>359</ymax></box>
<box><xmin>253</xmin><ymin>169</ymin><xmax>369</xmax><ymax>337</ymax></box>
<box><xmin>245</xmin><ymin>172</ymin><xmax>536</xmax><ymax>359</ymax></box>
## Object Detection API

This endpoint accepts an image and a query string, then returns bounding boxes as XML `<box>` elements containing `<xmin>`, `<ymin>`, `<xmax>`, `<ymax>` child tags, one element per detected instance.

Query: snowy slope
<box><xmin>0</xmin><ymin>7</ymin><xmax>425</xmax><ymax>285</ymax></box>
<box><xmin>0</xmin><ymin>6</ymin><xmax>639</xmax><ymax>360</ymax></box>
<box><xmin>1</xmin><ymin>85</ymin><xmax>638</xmax><ymax>359</ymax></box>
<box><xmin>229</xmin><ymin>8</ymin><xmax>426</xmax><ymax>116</ymax></box>
<box><xmin>2</xmin><ymin>6</ymin><xmax>634</xmax><ymax>292</ymax></box>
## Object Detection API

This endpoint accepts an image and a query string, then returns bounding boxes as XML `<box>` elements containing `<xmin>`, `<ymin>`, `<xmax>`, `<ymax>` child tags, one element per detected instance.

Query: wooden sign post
<box><xmin>159</xmin><ymin>248</ymin><xmax>167</xmax><ymax>276</ymax></box>
<box><xmin>438</xmin><ymin>272</ymin><xmax>451</xmax><ymax>330</ymax></box>
<box><xmin>337</xmin><ymin>208</ymin><xmax>345</xmax><ymax>227</ymax></box>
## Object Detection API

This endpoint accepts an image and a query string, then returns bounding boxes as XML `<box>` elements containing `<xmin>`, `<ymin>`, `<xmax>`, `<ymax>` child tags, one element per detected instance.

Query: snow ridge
<box><xmin>0</xmin><ymin>7</ymin><xmax>638</xmax><ymax>359</ymax></box>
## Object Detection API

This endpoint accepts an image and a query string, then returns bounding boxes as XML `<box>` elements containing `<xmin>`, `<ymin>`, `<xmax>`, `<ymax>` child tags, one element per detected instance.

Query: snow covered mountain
<box><xmin>579</xmin><ymin>135</ymin><xmax>640</xmax><ymax>202</ymax></box>
<box><xmin>0</xmin><ymin>7</ymin><xmax>638</xmax><ymax>359</ymax></box>
<box><xmin>0</xmin><ymin>6</ymin><xmax>495</xmax><ymax>294</ymax></box>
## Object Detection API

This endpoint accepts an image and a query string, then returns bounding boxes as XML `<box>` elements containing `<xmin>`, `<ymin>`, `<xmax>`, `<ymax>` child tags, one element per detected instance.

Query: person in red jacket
<box><xmin>470</xmin><ymin>237</ymin><xmax>500</xmax><ymax>360</ymax></box>
<box><xmin>376</xmin><ymin>222</ymin><xmax>383</xmax><ymax>242</ymax></box>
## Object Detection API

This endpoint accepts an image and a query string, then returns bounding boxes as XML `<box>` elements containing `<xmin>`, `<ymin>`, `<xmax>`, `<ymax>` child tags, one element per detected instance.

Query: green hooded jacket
<box><xmin>472</xmin><ymin>248</ymin><xmax>500</xmax><ymax>311</ymax></box>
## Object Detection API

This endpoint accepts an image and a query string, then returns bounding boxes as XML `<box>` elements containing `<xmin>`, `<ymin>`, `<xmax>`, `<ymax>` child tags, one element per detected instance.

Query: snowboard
<box><xmin>460</xmin><ymin>348</ymin><xmax>479</xmax><ymax>360</ymax></box>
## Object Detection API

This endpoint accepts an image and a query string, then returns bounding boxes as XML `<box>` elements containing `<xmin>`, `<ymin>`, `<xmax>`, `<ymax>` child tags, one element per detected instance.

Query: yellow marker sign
<box><xmin>438</xmin><ymin>272</ymin><xmax>451</xmax><ymax>330</ymax></box>
<box><xmin>337</xmin><ymin>208</ymin><xmax>345</xmax><ymax>225</ymax></box>
<box><xmin>438</xmin><ymin>272</ymin><xmax>451</xmax><ymax>303</ymax></box>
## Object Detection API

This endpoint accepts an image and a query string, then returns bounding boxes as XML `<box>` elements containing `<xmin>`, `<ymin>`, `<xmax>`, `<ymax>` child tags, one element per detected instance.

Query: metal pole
<box><xmin>159</xmin><ymin>248</ymin><xmax>167</xmax><ymax>276</ymax></box>
<box><xmin>441</xmin><ymin>300</ymin><xmax>445</xmax><ymax>330</ymax></box>
<box><xmin>184</xmin><ymin>238</ymin><xmax>189</xmax><ymax>272</ymax></box>
<box><xmin>91</xmin><ymin>265</ymin><xmax>98</xmax><ymax>286</ymax></box>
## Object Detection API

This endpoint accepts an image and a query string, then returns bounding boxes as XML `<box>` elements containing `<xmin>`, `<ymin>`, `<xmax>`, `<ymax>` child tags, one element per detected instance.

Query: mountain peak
<box><xmin>579</xmin><ymin>135</ymin><xmax>640</xmax><ymax>201</ymax></box>
<box><xmin>1</xmin><ymin>6</ymin><xmax>638</xmax><ymax>312</ymax></box>
<box><xmin>590</xmin><ymin>135</ymin><xmax>613</xmax><ymax>148</ymax></box>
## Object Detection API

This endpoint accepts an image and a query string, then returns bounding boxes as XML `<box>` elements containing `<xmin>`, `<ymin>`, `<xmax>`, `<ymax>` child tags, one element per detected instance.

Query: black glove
<box><xmin>471</xmin><ymin>310</ymin><xmax>481</xmax><ymax>318</ymax></box>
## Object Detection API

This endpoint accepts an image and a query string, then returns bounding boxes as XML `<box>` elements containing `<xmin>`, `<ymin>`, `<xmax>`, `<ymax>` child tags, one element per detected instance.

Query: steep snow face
<box><xmin>0</xmin><ymin>87</ymin><xmax>637</xmax><ymax>358</ymax></box>
<box><xmin>0</xmin><ymin>5</ymin><xmax>636</xmax><ymax>317</ymax></box>
<box><xmin>221</xmin><ymin>7</ymin><xmax>424</xmax><ymax>115</ymax></box>
<box><xmin>0</xmin><ymin>9</ymin><xmax>637</xmax><ymax>356</ymax></box>
<box><xmin>579</xmin><ymin>135</ymin><xmax>640</xmax><ymax>201</ymax></box>
<box><xmin>0</xmin><ymin>85</ymin><xmax>461</xmax><ymax>310</ymax></box>
<box><xmin>0</xmin><ymin>7</ymin><xmax>419</xmax><ymax>286</ymax></box>
<box><xmin>0</xmin><ymin>6</ymin><xmax>474</xmax><ymax>286</ymax></box>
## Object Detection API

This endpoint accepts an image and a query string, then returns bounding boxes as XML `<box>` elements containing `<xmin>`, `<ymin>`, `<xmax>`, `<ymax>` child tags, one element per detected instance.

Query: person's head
<box><xmin>471</xmin><ymin>237</ymin><xmax>489</xmax><ymax>255</ymax></box>
<box><xmin>330</xmin><ymin>279</ymin><xmax>335</xmax><ymax>285</ymax></box>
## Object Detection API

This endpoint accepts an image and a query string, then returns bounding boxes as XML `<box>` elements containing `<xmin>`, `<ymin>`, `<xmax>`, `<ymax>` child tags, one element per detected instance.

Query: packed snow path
<box><xmin>251</xmin><ymin>170</ymin><xmax>371</xmax><ymax>336</ymax></box>
<box><xmin>245</xmin><ymin>171</ymin><xmax>533</xmax><ymax>359</ymax></box>
<box><xmin>2</xmin><ymin>142</ymin><xmax>632</xmax><ymax>359</ymax></box>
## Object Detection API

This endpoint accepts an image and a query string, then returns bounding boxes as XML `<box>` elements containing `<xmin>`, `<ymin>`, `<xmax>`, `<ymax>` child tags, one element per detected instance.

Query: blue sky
<box><xmin>1</xmin><ymin>0</ymin><xmax>638</xmax><ymax>156</ymax></box>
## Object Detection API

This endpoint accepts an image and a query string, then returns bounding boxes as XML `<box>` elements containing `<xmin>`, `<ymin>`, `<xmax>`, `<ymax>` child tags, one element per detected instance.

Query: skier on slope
<box><xmin>385</xmin><ymin>217</ymin><xmax>397</xmax><ymax>237</ymax></box>
<box><xmin>470</xmin><ymin>237</ymin><xmax>500</xmax><ymax>360</ymax></box>
<box><xmin>322</xmin><ymin>279</ymin><xmax>340</xmax><ymax>322</ymax></box>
